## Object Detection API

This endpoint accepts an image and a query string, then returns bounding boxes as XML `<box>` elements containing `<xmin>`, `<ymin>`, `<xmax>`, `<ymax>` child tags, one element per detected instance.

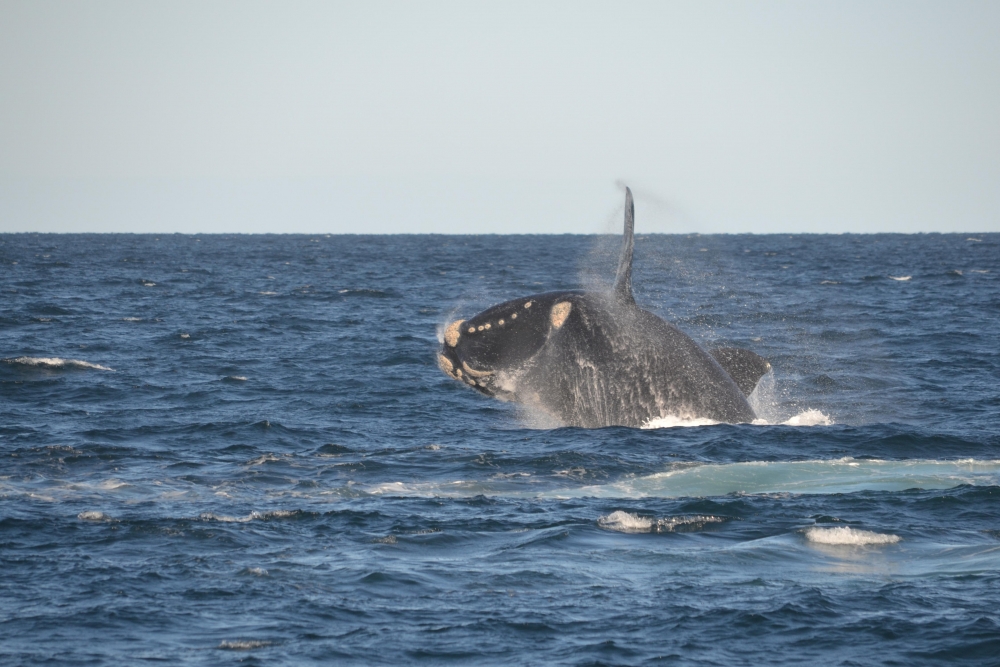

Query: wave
<box><xmin>199</xmin><ymin>510</ymin><xmax>300</xmax><ymax>523</ymax></box>
<box><xmin>598</xmin><ymin>511</ymin><xmax>725</xmax><ymax>534</ymax></box>
<box><xmin>366</xmin><ymin>458</ymin><xmax>1000</xmax><ymax>500</ymax></box>
<box><xmin>805</xmin><ymin>526</ymin><xmax>900</xmax><ymax>545</ymax></box>
<box><xmin>642</xmin><ymin>409</ymin><xmax>832</xmax><ymax>429</ymax></box>
<box><xmin>218</xmin><ymin>640</ymin><xmax>272</xmax><ymax>650</ymax></box>
<box><xmin>2</xmin><ymin>356</ymin><xmax>114</xmax><ymax>371</ymax></box>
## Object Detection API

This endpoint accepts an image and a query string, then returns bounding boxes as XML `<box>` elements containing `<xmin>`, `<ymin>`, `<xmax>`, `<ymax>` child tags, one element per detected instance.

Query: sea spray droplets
<box><xmin>805</xmin><ymin>526</ymin><xmax>901</xmax><ymax>545</ymax></box>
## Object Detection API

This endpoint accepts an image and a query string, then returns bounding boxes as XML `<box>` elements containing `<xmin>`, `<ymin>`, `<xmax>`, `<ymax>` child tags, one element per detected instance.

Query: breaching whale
<box><xmin>437</xmin><ymin>188</ymin><xmax>770</xmax><ymax>428</ymax></box>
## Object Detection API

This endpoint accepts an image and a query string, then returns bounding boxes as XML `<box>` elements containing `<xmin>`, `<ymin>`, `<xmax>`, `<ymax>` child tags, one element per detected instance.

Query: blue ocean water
<box><xmin>1</xmin><ymin>232</ymin><xmax>999</xmax><ymax>666</ymax></box>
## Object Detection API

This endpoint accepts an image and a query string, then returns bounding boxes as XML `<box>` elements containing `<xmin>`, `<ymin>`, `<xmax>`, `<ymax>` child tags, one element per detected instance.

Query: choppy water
<box><xmin>1</xmin><ymin>232</ymin><xmax>999</xmax><ymax>665</ymax></box>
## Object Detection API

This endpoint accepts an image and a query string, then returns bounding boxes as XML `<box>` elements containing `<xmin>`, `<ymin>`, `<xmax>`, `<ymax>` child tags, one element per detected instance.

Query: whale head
<box><xmin>438</xmin><ymin>292</ymin><xmax>579</xmax><ymax>397</ymax></box>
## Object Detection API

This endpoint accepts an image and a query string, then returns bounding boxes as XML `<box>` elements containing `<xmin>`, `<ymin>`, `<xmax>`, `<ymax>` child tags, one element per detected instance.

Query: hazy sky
<box><xmin>2</xmin><ymin>1</ymin><xmax>998</xmax><ymax>234</ymax></box>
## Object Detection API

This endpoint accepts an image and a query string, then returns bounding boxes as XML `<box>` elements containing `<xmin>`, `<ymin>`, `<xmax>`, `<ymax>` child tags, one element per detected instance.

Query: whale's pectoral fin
<box><xmin>613</xmin><ymin>187</ymin><xmax>635</xmax><ymax>305</ymax></box>
<box><xmin>710</xmin><ymin>348</ymin><xmax>771</xmax><ymax>396</ymax></box>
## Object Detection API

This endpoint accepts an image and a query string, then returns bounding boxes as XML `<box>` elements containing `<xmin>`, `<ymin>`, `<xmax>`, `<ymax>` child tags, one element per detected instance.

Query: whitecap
<box><xmin>805</xmin><ymin>526</ymin><xmax>900</xmax><ymax>545</ymax></box>
<box><xmin>122</xmin><ymin>317</ymin><xmax>142</xmax><ymax>322</ymax></box>
<box><xmin>820</xmin><ymin>280</ymin><xmax>840</xmax><ymax>285</ymax></box>
<box><xmin>77</xmin><ymin>511</ymin><xmax>114</xmax><ymax>521</ymax></box>
<box><xmin>598</xmin><ymin>511</ymin><xmax>725</xmax><ymax>533</ymax></box>
<box><xmin>642</xmin><ymin>415</ymin><xmax>719</xmax><ymax>429</ymax></box>
<box><xmin>888</xmin><ymin>275</ymin><xmax>911</xmax><ymax>281</ymax></box>
<box><xmin>970</xmin><ymin>269</ymin><xmax>989</xmax><ymax>274</ymax></box>
<box><xmin>259</xmin><ymin>291</ymin><xmax>278</xmax><ymax>295</ymax></box>
<box><xmin>200</xmin><ymin>509</ymin><xmax>299</xmax><ymax>523</ymax></box>
<box><xmin>246</xmin><ymin>454</ymin><xmax>281</xmax><ymax>466</ymax></box>
<box><xmin>2</xmin><ymin>357</ymin><xmax>114</xmax><ymax>371</ymax></box>
<box><xmin>224</xmin><ymin>375</ymin><xmax>248</xmax><ymax>382</ymax></box>
<box><xmin>782</xmin><ymin>409</ymin><xmax>832</xmax><ymax>426</ymax></box>
<box><xmin>598</xmin><ymin>511</ymin><xmax>653</xmax><ymax>533</ymax></box>
<box><xmin>218</xmin><ymin>640</ymin><xmax>271</xmax><ymax>650</ymax></box>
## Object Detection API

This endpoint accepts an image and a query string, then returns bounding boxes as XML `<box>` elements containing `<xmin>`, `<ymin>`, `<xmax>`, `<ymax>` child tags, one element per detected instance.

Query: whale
<box><xmin>437</xmin><ymin>188</ymin><xmax>770</xmax><ymax>428</ymax></box>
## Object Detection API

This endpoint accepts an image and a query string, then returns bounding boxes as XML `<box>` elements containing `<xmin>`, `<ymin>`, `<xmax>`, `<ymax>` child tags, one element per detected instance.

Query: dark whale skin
<box><xmin>520</xmin><ymin>293</ymin><xmax>755</xmax><ymax>427</ymax></box>
<box><xmin>440</xmin><ymin>290</ymin><xmax>754</xmax><ymax>428</ymax></box>
<box><xmin>437</xmin><ymin>187</ymin><xmax>767</xmax><ymax>428</ymax></box>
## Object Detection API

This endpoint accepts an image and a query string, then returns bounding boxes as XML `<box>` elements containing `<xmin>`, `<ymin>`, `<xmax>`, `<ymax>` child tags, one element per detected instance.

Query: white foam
<box><xmin>245</xmin><ymin>567</ymin><xmax>268</xmax><ymax>576</ymax></box>
<box><xmin>218</xmin><ymin>640</ymin><xmax>271</xmax><ymax>650</ymax></box>
<box><xmin>77</xmin><ymin>511</ymin><xmax>113</xmax><ymax>521</ymax></box>
<box><xmin>642</xmin><ymin>415</ymin><xmax>720</xmax><ymax>429</ymax></box>
<box><xmin>782</xmin><ymin>409</ymin><xmax>832</xmax><ymax>426</ymax></box>
<box><xmin>598</xmin><ymin>511</ymin><xmax>653</xmax><ymax>533</ymax></box>
<box><xmin>805</xmin><ymin>526</ymin><xmax>901</xmax><ymax>545</ymax></box>
<box><xmin>889</xmin><ymin>275</ymin><xmax>911</xmax><ymax>281</ymax></box>
<box><xmin>225</xmin><ymin>375</ymin><xmax>248</xmax><ymax>381</ymax></box>
<box><xmin>122</xmin><ymin>317</ymin><xmax>142</xmax><ymax>322</ymax></box>
<box><xmin>259</xmin><ymin>291</ymin><xmax>278</xmax><ymax>295</ymax></box>
<box><xmin>200</xmin><ymin>510</ymin><xmax>298</xmax><ymax>523</ymax></box>
<box><xmin>246</xmin><ymin>454</ymin><xmax>281</xmax><ymax>466</ymax></box>
<box><xmin>3</xmin><ymin>357</ymin><xmax>114</xmax><ymax>371</ymax></box>
<box><xmin>598</xmin><ymin>511</ymin><xmax>726</xmax><ymax>533</ymax></box>
<box><xmin>642</xmin><ymin>409</ymin><xmax>831</xmax><ymax>429</ymax></box>
<box><xmin>179</xmin><ymin>333</ymin><xmax>190</xmax><ymax>339</ymax></box>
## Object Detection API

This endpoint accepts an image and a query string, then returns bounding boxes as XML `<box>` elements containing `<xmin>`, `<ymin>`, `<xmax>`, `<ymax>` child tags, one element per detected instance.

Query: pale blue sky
<box><xmin>2</xmin><ymin>1</ymin><xmax>998</xmax><ymax>233</ymax></box>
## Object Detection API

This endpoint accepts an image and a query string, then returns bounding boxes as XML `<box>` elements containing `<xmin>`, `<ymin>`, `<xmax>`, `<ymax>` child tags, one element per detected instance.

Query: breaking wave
<box><xmin>642</xmin><ymin>408</ymin><xmax>832</xmax><ymax>429</ymax></box>
<box><xmin>597</xmin><ymin>511</ymin><xmax>725</xmax><ymax>533</ymax></box>
<box><xmin>2</xmin><ymin>356</ymin><xmax>114</xmax><ymax>371</ymax></box>
<box><xmin>805</xmin><ymin>526</ymin><xmax>901</xmax><ymax>545</ymax></box>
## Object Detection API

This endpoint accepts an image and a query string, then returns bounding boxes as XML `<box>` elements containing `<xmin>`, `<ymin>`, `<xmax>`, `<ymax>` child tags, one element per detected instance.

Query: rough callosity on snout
<box><xmin>444</xmin><ymin>320</ymin><xmax>464</xmax><ymax>348</ymax></box>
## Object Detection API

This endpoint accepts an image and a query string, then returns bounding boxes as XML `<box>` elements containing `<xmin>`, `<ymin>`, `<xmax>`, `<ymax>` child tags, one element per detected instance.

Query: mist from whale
<box><xmin>438</xmin><ymin>188</ymin><xmax>771</xmax><ymax>428</ymax></box>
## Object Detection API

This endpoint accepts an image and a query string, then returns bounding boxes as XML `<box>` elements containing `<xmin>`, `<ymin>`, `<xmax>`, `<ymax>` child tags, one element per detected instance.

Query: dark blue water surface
<box><xmin>2</xmin><ymin>232</ymin><xmax>999</xmax><ymax>666</ymax></box>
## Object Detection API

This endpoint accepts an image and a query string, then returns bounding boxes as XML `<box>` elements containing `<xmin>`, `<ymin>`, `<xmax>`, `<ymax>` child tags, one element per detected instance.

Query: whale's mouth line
<box><xmin>460</xmin><ymin>361</ymin><xmax>494</xmax><ymax>378</ymax></box>
<box><xmin>438</xmin><ymin>346</ymin><xmax>498</xmax><ymax>395</ymax></box>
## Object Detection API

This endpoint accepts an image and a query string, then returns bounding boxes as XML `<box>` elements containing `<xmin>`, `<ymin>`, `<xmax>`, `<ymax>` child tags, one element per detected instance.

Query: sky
<box><xmin>1</xmin><ymin>0</ymin><xmax>999</xmax><ymax>234</ymax></box>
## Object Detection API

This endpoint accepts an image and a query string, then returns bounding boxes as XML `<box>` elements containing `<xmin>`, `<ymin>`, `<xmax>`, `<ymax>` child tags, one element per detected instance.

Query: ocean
<box><xmin>1</xmin><ymin>231</ymin><xmax>998</xmax><ymax>665</ymax></box>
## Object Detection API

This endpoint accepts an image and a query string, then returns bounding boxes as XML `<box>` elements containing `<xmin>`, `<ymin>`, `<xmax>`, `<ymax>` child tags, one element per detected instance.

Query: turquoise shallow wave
<box><xmin>1</xmin><ymin>232</ymin><xmax>999</xmax><ymax>665</ymax></box>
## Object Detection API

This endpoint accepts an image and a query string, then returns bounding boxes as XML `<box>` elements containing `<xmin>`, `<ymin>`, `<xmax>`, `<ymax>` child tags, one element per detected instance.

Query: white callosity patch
<box><xmin>805</xmin><ymin>526</ymin><xmax>901</xmax><ymax>545</ymax></box>
<box><xmin>550</xmin><ymin>301</ymin><xmax>572</xmax><ymax>329</ymax></box>
<box><xmin>444</xmin><ymin>320</ymin><xmax>465</xmax><ymax>347</ymax></box>
<box><xmin>461</xmin><ymin>361</ymin><xmax>492</xmax><ymax>378</ymax></box>
<box><xmin>437</xmin><ymin>354</ymin><xmax>454</xmax><ymax>375</ymax></box>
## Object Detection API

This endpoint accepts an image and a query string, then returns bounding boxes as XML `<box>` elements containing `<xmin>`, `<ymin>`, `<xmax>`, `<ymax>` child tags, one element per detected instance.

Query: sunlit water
<box><xmin>1</xmin><ymin>233</ymin><xmax>999</xmax><ymax>665</ymax></box>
